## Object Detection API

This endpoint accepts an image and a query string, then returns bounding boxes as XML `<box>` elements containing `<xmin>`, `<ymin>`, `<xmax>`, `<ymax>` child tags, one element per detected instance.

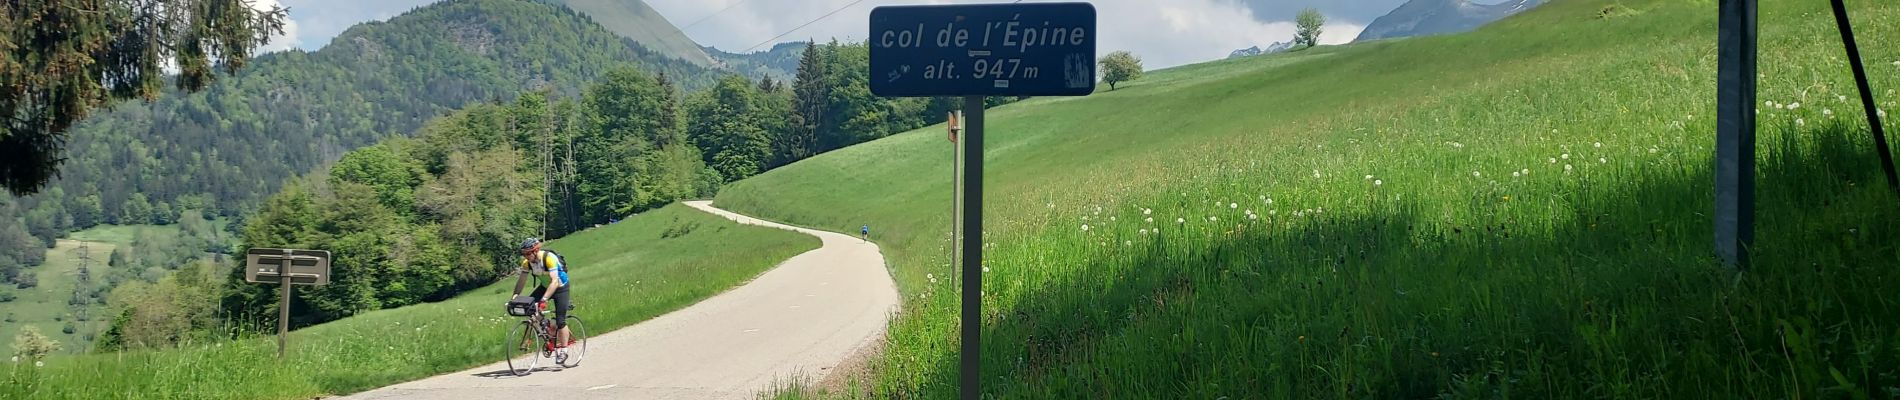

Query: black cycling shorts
<box><xmin>528</xmin><ymin>285</ymin><xmax>572</xmax><ymax>329</ymax></box>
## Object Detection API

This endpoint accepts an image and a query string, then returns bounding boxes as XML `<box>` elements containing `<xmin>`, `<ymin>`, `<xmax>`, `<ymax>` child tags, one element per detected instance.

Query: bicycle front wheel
<box><xmin>504</xmin><ymin>320</ymin><xmax>539</xmax><ymax>376</ymax></box>
<box><xmin>559</xmin><ymin>316</ymin><xmax>587</xmax><ymax>368</ymax></box>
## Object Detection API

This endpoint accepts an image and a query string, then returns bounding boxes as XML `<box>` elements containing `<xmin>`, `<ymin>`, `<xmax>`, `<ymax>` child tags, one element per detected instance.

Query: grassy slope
<box><xmin>0</xmin><ymin>240</ymin><xmax>117</xmax><ymax>355</ymax></box>
<box><xmin>538</xmin><ymin>0</ymin><xmax>715</xmax><ymax>66</ymax></box>
<box><xmin>2</xmin><ymin>204</ymin><xmax>818</xmax><ymax>399</ymax></box>
<box><xmin>2</xmin><ymin>223</ymin><xmax>233</xmax><ymax>354</ymax></box>
<box><xmin>719</xmin><ymin>0</ymin><xmax>1900</xmax><ymax>397</ymax></box>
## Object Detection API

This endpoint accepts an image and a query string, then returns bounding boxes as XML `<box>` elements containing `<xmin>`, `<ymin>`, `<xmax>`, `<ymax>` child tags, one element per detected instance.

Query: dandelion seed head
<box><xmin>1374</xmin><ymin>179</ymin><xmax>1383</xmax><ymax>186</ymax></box>
<box><xmin>1080</xmin><ymin>224</ymin><xmax>1090</xmax><ymax>232</ymax></box>
<box><xmin>1365</xmin><ymin>175</ymin><xmax>1374</xmax><ymax>180</ymax></box>
<box><xmin>35</xmin><ymin>361</ymin><xmax>43</xmax><ymax>367</ymax></box>
<box><xmin>1209</xmin><ymin>216</ymin><xmax>1219</xmax><ymax>222</ymax></box>
<box><xmin>1594</xmin><ymin>142</ymin><xmax>1602</xmax><ymax>148</ymax></box>
<box><xmin>1143</xmin><ymin>208</ymin><xmax>1152</xmax><ymax>215</ymax></box>
<box><xmin>1599</xmin><ymin>157</ymin><xmax>1607</xmax><ymax>164</ymax></box>
<box><xmin>1522</xmin><ymin>168</ymin><xmax>1531</xmax><ymax>175</ymax></box>
<box><xmin>1472</xmin><ymin>171</ymin><xmax>1482</xmax><ymax>178</ymax></box>
<box><xmin>1790</xmin><ymin>102</ymin><xmax>1801</xmax><ymax>110</ymax></box>
<box><xmin>1562</xmin><ymin>153</ymin><xmax>1570</xmax><ymax>160</ymax></box>
<box><xmin>1565</xmin><ymin>164</ymin><xmax>1574</xmax><ymax>171</ymax></box>
<box><xmin>1796</xmin><ymin>118</ymin><xmax>1806</xmax><ymax>126</ymax></box>
<box><xmin>1549</xmin><ymin>158</ymin><xmax>1557</xmax><ymax>163</ymax></box>
<box><xmin>1144</xmin><ymin>217</ymin><xmax>1154</xmax><ymax>223</ymax></box>
<box><xmin>1512</xmin><ymin>171</ymin><xmax>1521</xmax><ymax>177</ymax></box>
<box><xmin>1229</xmin><ymin>202</ymin><xmax>1238</xmax><ymax>209</ymax></box>
<box><xmin>1177</xmin><ymin>218</ymin><xmax>1186</xmax><ymax>224</ymax></box>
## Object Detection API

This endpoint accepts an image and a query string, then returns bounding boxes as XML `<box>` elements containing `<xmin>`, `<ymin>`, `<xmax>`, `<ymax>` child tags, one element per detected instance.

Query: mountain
<box><xmin>1354</xmin><ymin>0</ymin><xmax>1547</xmax><ymax>42</ymax></box>
<box><xmin>1228</xmin><ymin>41</ymin><xmax>1298</xmax><ymax>59</ymax></box>
<box><xmin>534</xmin><ymin>0</ymin><xmax>716</xmax><ymax>66</ymax></box>
<box><xmin>3</xmin><ymin>0</ymin><xmax>719</xmax><ymax>231</ymax></box>
<box><xmin>709</xmin><ymin>42</ymin><xmax>810</xmax><ymax>81</ymax></box>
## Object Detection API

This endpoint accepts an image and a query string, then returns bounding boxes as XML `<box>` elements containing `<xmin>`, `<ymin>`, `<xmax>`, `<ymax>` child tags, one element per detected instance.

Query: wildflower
<box><xmin>1144</xmin><ymin>217</ymin><xmax>1154</xmax><ymax>223</ymax></box>
<box><xmin>1893</xmin><ymin>60</ymin><xmax>1900</xmax><ymax>68</ymax></box>
<box><xmin>1265</xmin><ymin>198</ymin><xmax>1275</xmax><ymax>205</ymax></box>
<box><xmin>1789</xmin><ymin>102</ymin><xmax>1801</xmax><ymax>110</ymax></box>
<box><xmin>1649</xmin><ymin>147</ymin><xmax>1659</xmax><ymax>154</ymax></box>
<box><xmin>416</xmin><ymin>327</ymin><xmax>423</xmax><ymax>332</ymax></box>
<box><xmin>1139</xmin><ymin>228</ymin><xmax>1149</xmax><ymax>235</ymax></box>
<box><xmin>1561</xmin><ymin>153</ymin><xmax>1570</xmax><ymax>160</ymax></box>
<box><xmin>1177</xmin><ymin>217</ymin><xmax>1186</xmax><ymax>224</ymax></box>
<box><xmin>1257</xmin><ymin>195</ymin><xmax>1266</xmax><ymax>201</ymax></box>
<box><xmin>1109</xmin><ymin>216</ymin><xmax>1117</xmax><ymax>221</ymax></box>
<box><xmin>1764</xmin><ymin>100</ymin><xmax>1774</xmax><ymax>107</ymax></box>
<box><xmin>1124</xmin><ymin>240</ymin><xmax>1133</xmax><ymax>246</ymax></box>
<box><xmin>1880</xmin><ymin>109</ymin><xmax>1888</xmax><ymax>118</ymax></box>
<box><xmin>1312</xmin><ymin>169</ymin><xmax>1322</xmax><ymax>179</ymax></box>
<box><xmin>1080</xmin><ymin>224</ymin><xmax>1090</xmax><ymax>232</ymax></box>
<box><xmin>1374</xmin><ymin>179</ymin><xmax>1383</xmax><ymax>186</ymax></box>
<box><xmin>1249</xmin><ymin>213</ymin><xmax>1258</xmax><ymax>220</ymax></box>
<box><xmin>1594</xmin><ymin>142</ymin><xmax>1602</xmax><ymax>148</ymax></box>
<box><xmin>1365</xmin><ymin>175</ymin><xmax>1374</xmax><ymax>180</ymax></box>
<box><xmin>1472</xmin><ymin>171</ymin><xmax>1482</xmax><ymax>178</ymax></box>
<box><xmin>1512</xmin><ymin>171</ymin><xmax>1521</xmax><ymax>178</ymax></box>
<box><xmin>927</xmin><ymin>273</ymin><xmax>935</xmax><ymax>281</ymax></box>
<box><xmin>1565</xmin><ymin>164</ymin><xmax>1574</xmax><ymax>172</ymax></box>
<box><xmin>1549</xmin><ymin>158</ymin><xmax>1557</xmax><ymax>164</ymax></box>
<box><xmin>1502</xmin><ymin>195</ymin><xmax>1512</xmax><ymax>201</ymax></box>
<box><xmin>1796</xmin><ymin>118</ymin><xmax>1805</xmax><ymax>127</ymax></box>
<box><xmin>1839</xmin><ymin>95</ymin><xmax>1849</xmax><ymax>102</ymax></box>
<box><xmin>1229</xmin><ymin>202</ymin><xmax>1238</xmax><ymax>209</ymax></box>
<box><xmin>1143</xmin><ymin>208</ymin><xmax>1153</xmax><ymax>215</ymax></box>
<box><xmin>1824</xmin><ymin>109</ymin><xmax>1833</xmax><ymax>117</ymax></box>
<box><xmin>1599</xmin><ymin>157</ymin><xmax>1607</xmax><ymax>164</ymax></box>
<box><xmin>1522</xmin><ymin>168</ymin><xmax>1531</xmax><ymax>175</ymax></box>
<box><xmin>983</xmin><ymin>266</ymin><xmax>991</xmax><ymax>273</ymax></box>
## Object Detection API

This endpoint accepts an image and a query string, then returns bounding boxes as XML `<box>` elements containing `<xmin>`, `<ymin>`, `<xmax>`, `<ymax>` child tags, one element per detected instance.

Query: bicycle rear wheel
<box><xmin>504</xmin><ymin>320</ymin><xmax>540</xmax><ymax>376</ymax></box>
<box><xmin>558</xmin><ymin>316</ymin><xmax>587</xmax><ymax>368</ymax></box>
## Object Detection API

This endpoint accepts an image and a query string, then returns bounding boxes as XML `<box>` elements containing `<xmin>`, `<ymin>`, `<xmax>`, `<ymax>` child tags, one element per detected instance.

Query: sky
<box><xmin>273</xmin><ymin>0</ymin><xmax>1464</xmax><ymax>69</ymax></box>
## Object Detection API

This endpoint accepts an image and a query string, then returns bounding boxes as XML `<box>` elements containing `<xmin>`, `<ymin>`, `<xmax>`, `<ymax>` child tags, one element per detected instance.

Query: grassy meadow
<box><xmin>717</xmin><ymin>0</ymin><xmax>1900</xmax><ymax>397</ymax></box>
<box><xmin>1</xmin><ymin>204</ymin><xmax>818</xmax><ymax>399</ymax></box>
<box><xmin>0</xmin><ymin>239</ymin><xmax>118</xmax><ymax>355</ymax></box>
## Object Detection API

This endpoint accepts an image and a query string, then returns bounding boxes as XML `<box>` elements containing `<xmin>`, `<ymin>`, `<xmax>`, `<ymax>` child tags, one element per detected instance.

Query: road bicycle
<box><xmin>503</xmin><ymin>297</ymin><xmax>588</xmax><ymax>376</ymax></box>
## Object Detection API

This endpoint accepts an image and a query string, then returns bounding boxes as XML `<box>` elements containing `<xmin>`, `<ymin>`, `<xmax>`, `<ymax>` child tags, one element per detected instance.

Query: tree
<box><xmin>1296</xmin><ymin>8</ymin><xmax>1326</xmax><ymax>48</ymax></box>
<box><xmin>788</xmin><ymin>41</ymin><xmax>831</xmax><ymax>162</ymax></box>
<box><xmin>1</xmin><ymin>0</ymin><xmax>289</xmax><ymax>195</ymax></box>
<box><xmin>1099</xmin><ymin>51</ymin><xmax>1144</xmax><ymax>91</ymax></box>
<box><xmin>10</xmin><ymin>326</ymin><xmax>60</xmax><ymax>361</ymax></box>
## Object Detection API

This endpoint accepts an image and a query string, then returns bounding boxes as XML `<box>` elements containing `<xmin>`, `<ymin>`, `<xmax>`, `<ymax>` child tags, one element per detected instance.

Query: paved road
<box><xmin>343</xmin><ymin>201</ymin><xmax>900</xmax><ymax>400</ymax></box>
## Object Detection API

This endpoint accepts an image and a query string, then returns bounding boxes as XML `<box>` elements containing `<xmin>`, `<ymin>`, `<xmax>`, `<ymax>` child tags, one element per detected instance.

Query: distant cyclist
<box><xmin>860</xmin><ymin>225</ymin><xmax>870</xmax><ymax>242</ymax></box>
<box><xmin>513</xmin><ymin>237</ymin><xmax>574</xmax><ymax>363</ymax></box>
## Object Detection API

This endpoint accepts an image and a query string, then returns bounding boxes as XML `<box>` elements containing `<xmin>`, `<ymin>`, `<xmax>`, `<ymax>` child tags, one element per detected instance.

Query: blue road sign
<box><xmin>869</xmin><ymin>3</ymin><xmax>1097</xmax><ymax>97</ymax></box>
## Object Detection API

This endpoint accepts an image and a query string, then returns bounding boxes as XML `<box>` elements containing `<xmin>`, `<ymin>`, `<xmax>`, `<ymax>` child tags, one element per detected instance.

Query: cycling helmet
<box><xmin>519</xmin><ymin>237</ymin><xmax>542</xmax><ymax>252</ymax></box>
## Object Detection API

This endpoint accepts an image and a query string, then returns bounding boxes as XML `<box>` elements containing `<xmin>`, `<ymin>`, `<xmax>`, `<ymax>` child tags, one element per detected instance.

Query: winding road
<box><xmin>342</xmin><ymin>201</ymin><xmax>900</xmax><ymax>400</ymax></box>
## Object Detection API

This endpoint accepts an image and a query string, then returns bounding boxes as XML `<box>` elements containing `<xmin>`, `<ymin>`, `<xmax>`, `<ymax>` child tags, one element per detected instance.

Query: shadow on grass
<box><xmin>898</xmin><ymin>123</ymin><xmax>1900</xmax><ymax>398</ymax></box>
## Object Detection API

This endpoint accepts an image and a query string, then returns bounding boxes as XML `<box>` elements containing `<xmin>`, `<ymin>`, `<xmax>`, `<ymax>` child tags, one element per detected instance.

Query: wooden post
<box><xmin>277</xmin><ymin>258</ymin><xmax>292</xmax><ymax>359</ymax></box>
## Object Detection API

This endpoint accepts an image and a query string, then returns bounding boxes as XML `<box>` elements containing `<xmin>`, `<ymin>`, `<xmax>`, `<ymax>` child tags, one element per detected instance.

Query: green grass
<box><xmin>0</xmin><ymin>240</ymin><xmax>116</xmax><ymax>355</ymax></box>
<box><xmin>2</xmin><ymin>203</ymin><xmax>819</xmax><ymax>399</ymax></box>
<box><xmin>64</xmin><ymin>224</ymin><xmax>180</xmax><ymax>245</ymax></box>
<box><xmin>724</xmin><ymin>0</ymin><xmax>1900</xmax><ymax>397</ymax></box>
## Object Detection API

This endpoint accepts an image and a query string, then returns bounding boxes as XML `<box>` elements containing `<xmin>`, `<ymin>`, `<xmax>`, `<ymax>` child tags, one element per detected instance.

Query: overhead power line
<box><xmin>679</xmin><ymin>0</ymin><xmax>754</xmax><ymax>32</ymax></box>
<box><xmin>742</xmin><ymin>0</ymin><xmax>870</xmax><ymax>52</ymax></box>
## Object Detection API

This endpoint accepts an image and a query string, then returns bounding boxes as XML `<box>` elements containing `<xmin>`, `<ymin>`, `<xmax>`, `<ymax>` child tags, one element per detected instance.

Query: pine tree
<box><xmin>789</xmin><ymin>41</ymin><xmax>831</xmax><ymax>162</ymax></box>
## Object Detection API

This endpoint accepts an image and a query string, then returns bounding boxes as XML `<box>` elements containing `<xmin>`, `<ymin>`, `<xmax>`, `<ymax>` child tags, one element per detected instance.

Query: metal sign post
<box><xmin>245</xmin><ymin>248</ymin><xmax>332</xmax><ymax>358</ymax></box>
<box><xmin>1715</xmin><ymin>0</ymin><xmax>1756</xmax><ymax>269</ymax></box>
<box><xmin>869</xmin><ymin>3</ymin><xmax>1095</xmax><ymax>398</ymax></box>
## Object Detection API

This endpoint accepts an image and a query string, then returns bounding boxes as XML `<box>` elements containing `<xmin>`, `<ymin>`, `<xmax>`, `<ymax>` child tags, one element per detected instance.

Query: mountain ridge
<box><xmin>1354</xmin><ymin>0</ymin><xmax>1547</xmax><ymax>42</ymax></box>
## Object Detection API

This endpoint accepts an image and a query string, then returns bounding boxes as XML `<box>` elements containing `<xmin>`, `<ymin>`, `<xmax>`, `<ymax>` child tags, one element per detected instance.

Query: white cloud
<box><xmin>250</xmin><ymin>0</ymin><xmax>301</xmax><ymax>52</ymax></box>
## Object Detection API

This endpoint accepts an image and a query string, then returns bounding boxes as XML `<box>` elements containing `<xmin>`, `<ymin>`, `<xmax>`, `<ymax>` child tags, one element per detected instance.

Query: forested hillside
<box><xmin>0</xmin><ymin>0</ymin><xmax>715</xmax><ymax>265</ymax></box>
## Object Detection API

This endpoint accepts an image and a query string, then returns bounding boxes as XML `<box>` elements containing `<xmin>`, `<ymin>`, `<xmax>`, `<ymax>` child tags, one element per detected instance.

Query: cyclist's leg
<box><xmin>553</xmin><ymin>286</ymin><xmax>572</xmax><ymax>345</ymax></box>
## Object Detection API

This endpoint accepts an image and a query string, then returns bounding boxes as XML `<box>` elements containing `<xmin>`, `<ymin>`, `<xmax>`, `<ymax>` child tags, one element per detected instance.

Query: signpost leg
<box><xmin>278</xmin><ymin>261</ymin><xmax>292</xmax><ymax>359</ymax></box>
<box><xmin>1715</xmin><ymin>0</ymin><xmax>1757</xmax><ymax>269</ymax></box>
<box><xmin>959</xmin><ymin>96</ymin><xmax>984</xmax><ymax>400</ymax></box>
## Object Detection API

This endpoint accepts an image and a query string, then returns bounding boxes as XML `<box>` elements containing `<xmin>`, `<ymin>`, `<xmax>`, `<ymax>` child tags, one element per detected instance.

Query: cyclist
<box><xmin>513</xmin><ymin>237</ymin><xmax>573</xmax><ymax>363</ymax></box>
<box><xmin>861</xmin><ymin>225</ymin><xmax>870</xmax><ymax>242</ymax></box>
